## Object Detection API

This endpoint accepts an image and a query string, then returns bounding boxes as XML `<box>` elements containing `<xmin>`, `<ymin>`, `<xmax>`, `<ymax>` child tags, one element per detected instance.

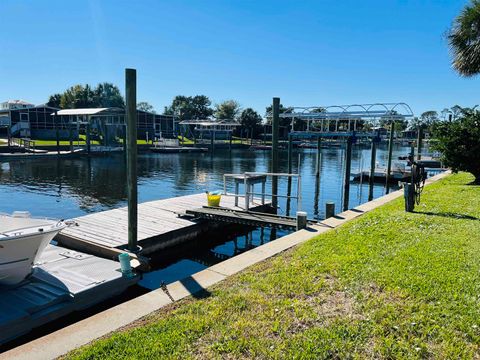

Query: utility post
<box><xmin>271</xmin><ymin>97</ymin><xmax>280</xmax><ymax>214</ymax></box>
<box><xmin>125</xmin><ymin>68</ymin><xmax>138</xmax><ymax>252</ymax></box>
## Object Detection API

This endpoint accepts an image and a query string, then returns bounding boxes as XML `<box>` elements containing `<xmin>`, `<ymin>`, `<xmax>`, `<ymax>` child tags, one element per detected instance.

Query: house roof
<box><xmin>53</xmin><ymin>108</ymin><xmax>122</xmax><ymax>116</ymax></box>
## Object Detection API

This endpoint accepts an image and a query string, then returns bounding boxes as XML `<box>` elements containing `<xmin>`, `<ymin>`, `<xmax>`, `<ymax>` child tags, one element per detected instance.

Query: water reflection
<box><xmin>0</xmin><ymin>144</ymin><xmax>410</xmax><ymax>219</ymax></box>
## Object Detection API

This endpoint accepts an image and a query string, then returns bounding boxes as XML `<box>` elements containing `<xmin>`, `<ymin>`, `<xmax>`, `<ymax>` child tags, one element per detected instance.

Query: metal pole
<box><xmin>126</xmin><ymin>68</ymin><xmax>138</xmax><ymax>252</ymax></box>
<box><xmin>368</xmin><ymin>137</ymin><xmax>377</xmax><ymax>201</ymax></box>
<box><xmin>271</xmin><ymin>97</ymin><xmax>280</xmax><ymax>214</ymax></box>
<box><xmin>385</xmin><ymin>120</ymin><xmax>395</xmax><ymax>193</ymax></box>
<box><xmin>343</xmin><ymin>136</ymin><xmax>352</xmax><ymax>211</ymax></box>
<box><xmin>416</xmin><ymin>127</ymin><xmax>423</xmax><ymax>161</ymax></box>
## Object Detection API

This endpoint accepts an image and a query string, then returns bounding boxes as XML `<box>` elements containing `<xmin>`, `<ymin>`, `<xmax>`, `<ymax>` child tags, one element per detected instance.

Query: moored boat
<box><xmin>0</xmin><ymin>212</ymin><xmax>72</xmax><ymax>286</ymax></box>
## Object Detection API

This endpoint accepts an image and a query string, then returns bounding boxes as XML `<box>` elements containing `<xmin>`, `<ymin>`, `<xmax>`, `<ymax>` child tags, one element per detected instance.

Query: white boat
<box><xmin>0</xmin><ymin>212</ymin><xmax>72</xmax><ymax>286</ymax></box>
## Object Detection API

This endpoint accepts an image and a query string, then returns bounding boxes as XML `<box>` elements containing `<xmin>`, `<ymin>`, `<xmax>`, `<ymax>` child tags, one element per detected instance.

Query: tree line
<box><xmin>44</xmin><ymin>84</ymin><xmax>471</xmax><ymax>137</ymax></box>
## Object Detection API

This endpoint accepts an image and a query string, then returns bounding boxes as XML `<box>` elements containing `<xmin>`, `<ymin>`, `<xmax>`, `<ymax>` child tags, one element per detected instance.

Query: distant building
<box><xmin>0</xmin><ymin>102</ymin><xmax>175</xmax><ymax>141</ymax></box>
<box><xmin>0</xmin><ymin>104</ymin><xmax>60</xmax><ymax>138</ymax></box>
<box><xmin>0</xmin><ymin>99</ymin><xmax>34</xmax><ymax>111</ymax></box>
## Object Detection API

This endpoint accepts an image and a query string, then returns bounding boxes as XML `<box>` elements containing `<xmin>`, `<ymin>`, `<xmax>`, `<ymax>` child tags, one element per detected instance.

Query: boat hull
<box><xmin>0</xmin><ymin>230</ymin><xmax>59</xmax><ymax>285</ymax></box>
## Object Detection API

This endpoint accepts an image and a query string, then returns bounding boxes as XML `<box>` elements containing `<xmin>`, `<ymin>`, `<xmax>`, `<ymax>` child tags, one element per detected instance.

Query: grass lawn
<box><xmin>67</xmin><ymin>173</ymin><xmax>480</xmax><ymax>359</ymax></box>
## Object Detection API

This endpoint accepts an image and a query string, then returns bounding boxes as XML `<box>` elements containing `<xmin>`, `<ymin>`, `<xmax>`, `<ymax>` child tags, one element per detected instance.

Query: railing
<box><xmin>11</xmin><ymin>138</ymin><xmax>35</xmax><ymax>152</ymax></box>
<box><xmin>223</xmin><ymin>172</ymin><xmax>302</xmax><ymax>211</ymax></box>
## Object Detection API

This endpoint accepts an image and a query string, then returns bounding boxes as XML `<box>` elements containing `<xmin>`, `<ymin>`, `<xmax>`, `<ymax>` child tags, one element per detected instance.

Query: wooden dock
<box><xmin>0</xmin><ymin>244</ymin><xmax>139</xmax><ymax>345</ymax></box>
<box><xmin>186</xmin><ymin>207</ymin><xmax>314</xmax><ymax>229</ymax></box>
<box><xmin>56</xmin><ymin>193</ymin><xmax>271</xmax><ymax>262</ymax></box>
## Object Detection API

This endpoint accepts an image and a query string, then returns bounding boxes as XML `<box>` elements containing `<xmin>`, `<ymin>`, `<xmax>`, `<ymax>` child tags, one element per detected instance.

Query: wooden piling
<box><xmin>368</xmin><ymin>137</ymin><xmax>377</xmax><ymax>201</ymax></box>
<box><xmin>416</xmin><ymin>127</ymin><xmax>423</xmax><ymax>160</ymax></box>
<box><xmin>385</xmin><ymin>120</ymin><xmax>395</xmax><ymax>193</ymax></box>
<box><xmin>86</xmin><ymin>121</ymin><xmax>91</xmax><ymax>155</ymax></box>
<box><xmin>325</xmin><ymin>201</ymin><xmax>335</xmax><ymax>219</ymax></box>
<box><xmin>55</xmin><ymin>112</ymin><xmax>60</xmax><ymax>155</ymax></box>
<box><xmin>342</xmin><ymin>137</ymin><xmax>353</xmax><ymax>211</ymax></box>
<box><xmin>125</xmin><ymin>68</ymin><xmax>138</xmax><ymax>252</ymax></box>
<box><xmin>271</xmin><ymin>97</ymin><xmax>280</xmax><ymax>214</ymax></box>
<box><xmin>68</xmin><ymin>118</ymin><xmax>73</xmax><ymax>152</ymax></box>
<box><xmin>296</xmin><ymin>211</ymin><xmax>307</xmax><ymax>230</ymax></box>
<box><xmin>315</xmin><ymin>136</ymin><xmax>321</xmax><ymax>177</ymax></box>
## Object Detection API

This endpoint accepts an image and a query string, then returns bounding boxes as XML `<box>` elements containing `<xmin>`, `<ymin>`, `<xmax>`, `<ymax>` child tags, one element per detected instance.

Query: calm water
<box><xmin>0</xmin><ymin>143</ymin><xmax>411</xmax><ymax>289</ymax></box>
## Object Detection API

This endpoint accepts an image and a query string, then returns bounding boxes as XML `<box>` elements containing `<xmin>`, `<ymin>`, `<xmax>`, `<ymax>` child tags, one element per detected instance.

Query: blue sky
<box><xmin>0</xmin><ymin>0</ymin><xmax>476</xmax><ymax>116</ymax></box>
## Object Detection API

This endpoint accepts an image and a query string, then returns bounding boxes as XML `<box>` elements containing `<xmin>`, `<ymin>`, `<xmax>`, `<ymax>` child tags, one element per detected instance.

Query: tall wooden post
<box><xmin>343</xmin><ymin>136</ymin><xmax>353</xmax><ymax>211</ymax></box>
<box><xmin>86</xmin><ymin>116</ymin><xmax>91</xmax><ymax>155</ymax></box>
<box><xmin>385</xmin><ymin>120</ymin><xmax>395</xmax><ymax>193</ymax></box>
<box><xmin>126</xmin><ymin>68</ymin><xmax>138</xmax><ymax>252</ymax></box>
<box><xmin>69</xmin><ymin>119</ymin><xmax>73</xmax><ymax>152</ymax></box>
<box><xmin>285</xmin><ymin>133</ymin><xmax>293</xmax><ymax>216</ymax></box>
<box><xmin>315</xmin><ymin>137</ymin><xmax>321</xmax><ymax>177</ymax></box>
<box><xmin>416</xmin><ymin>127</ymin><xmax>423</xmax><ymax>160</ymax></box>
<box><xmin>271</xmin><ymin>97</ymin><xmax>280</xmax><ymax>214</ymax></box>
<box><xmin>55</xmin><ymin>112</ymin><xmax>60</xmax><ymax>155</ymax></box>
<box><xmin>368</xmin><ymin>137</ymin><xmax>377</xmax><ymax>201</ymax></box>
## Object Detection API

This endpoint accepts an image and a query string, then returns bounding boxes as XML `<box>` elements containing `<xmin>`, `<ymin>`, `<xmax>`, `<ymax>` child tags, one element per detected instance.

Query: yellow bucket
<box><xmin>207</xmin><ymin>193</ymin><xmax>221</xmax><ymax>207</ymax></box>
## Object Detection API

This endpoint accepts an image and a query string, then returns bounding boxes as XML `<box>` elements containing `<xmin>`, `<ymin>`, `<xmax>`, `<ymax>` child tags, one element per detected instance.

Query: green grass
<box><xmin>67</xmin><ymin>173</ymin><xmax>480</xmax><ymax>359</ymax></box>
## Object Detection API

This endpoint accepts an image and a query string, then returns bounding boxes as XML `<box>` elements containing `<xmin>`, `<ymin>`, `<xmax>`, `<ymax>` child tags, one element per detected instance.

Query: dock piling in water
<box><xmin>326</xmin><ymin>201</ymin><xmax>335</xmax><ymax>219</ymax></box>
<box><xmin>368</xmin><ymin>137</ymin><xmax>377</xmax><ymax>201</ymax></box>
<box><xmin>271</xmin><ymin>97</ymin><xmax>280</xmax><ymax>214</ymax></box>
<box><xmin>417</xmin><ymin>127</ymin><xmax>423</xmax><ymax>160</ymax></box>
<box><xmin>315</xmin><ymin>137</ymin><xmax>321</xmax><ymax>177</ymax></box>
<box><xmin>126</xmin><ymin>68</ymin><xmax>138</xmax><ymax>252</ymax></box>
<box><xmin>343</xmin><ymin>136</ymin><xmax>353</xmax><ymax>211</ymax></box>
<box><xmin>385</xmin><ymin>120</ymin><xmax>395</xmax><ymax>193</ymax></box>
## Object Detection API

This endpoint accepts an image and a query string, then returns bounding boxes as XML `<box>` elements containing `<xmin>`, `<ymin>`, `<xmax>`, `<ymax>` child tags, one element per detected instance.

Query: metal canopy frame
<box><xmin>179</xmin><ymin>119</ymin><xmax>241</xmax><ymax>132</ymax></box>
<box><xmin>266</xmin><ymin>102</ymin><xmax>414</xmax><ymax>136</ymax></box>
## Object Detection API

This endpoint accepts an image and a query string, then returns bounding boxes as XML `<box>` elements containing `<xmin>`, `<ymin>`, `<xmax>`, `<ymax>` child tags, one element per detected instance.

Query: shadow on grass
<box><xmin>413</xmin><ymin>211</ymin><xmax>479</xmax><ymax>221</ymax></box>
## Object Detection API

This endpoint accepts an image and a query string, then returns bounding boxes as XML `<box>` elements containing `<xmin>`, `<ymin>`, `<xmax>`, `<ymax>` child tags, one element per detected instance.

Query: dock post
<box><xmin>296</xmin><ymin>211</ymin><xmax>307</xmax><ymax>230</ymax></box>
<box><xmin>326</xmin><ymin>201</ymin><xmax>335</xmax><ymax>219</ymax></box>
<box><xmin>314</xmin><ymin>175</ymin><xmax>320</xmax><ymax>218</ymax></box>
<box><xmin>55</xmin><ymin>114</ymin><xmax>60</xmax><ymax>155</ymax></box>
<box><xmin>229</xmin><ymin>132</ymin><xmax>232</xmax><ymax>151</ymax></box>
<box><xmin>210</xmin><ymin>130</ymin><xmax>214</xmax><ymax>152</ymax></box>
<box><xmin>285</xmin><ymin>134</ymin><xmax>293</xmax><ymax>216</ymax></box>
<box><xmin>86</xmin><ymin>119</ymin><xmax>91</xmax><ymax>155</ymax></box>
<box><xmin>416</xmin><ymin>127</ymin><xmax>423</xmax><ymax>160</ymax></box>
<box><xmin>126</xmin><ymin>68</ymin><xmax>138</xmax><ymax>252</ymax></box>
<box><xmin>368</xmin><ymin>137</ymin><xmax>377</xmax><ymax>201</ymax></box>
<box><xmin>385</xmin><ymin>120</ymin><xmax>395</xmax><ymax>193</ymax></box>
<box><xmin>122</xmin><ymin>126</ymin><xmax>127</xmax><ymax>156</ymax></box>
<box><xmin>69</xmin><ymin>118</ymin><xmax>74</xmax><ymax>152</ymax></box>
<box><xmin>315</xmin><ymin>136</ymin><xmax>321</xmax><ymax>177</ymax></box>
<box><xmin>343</xmin><ymin>136</ymin><xmax>353</xmax><ymax>211</ymax></box>
<box><xmin>271</xmin><ymin>97</ymin><xmax>280</xmax><ymax>214</ymax></box>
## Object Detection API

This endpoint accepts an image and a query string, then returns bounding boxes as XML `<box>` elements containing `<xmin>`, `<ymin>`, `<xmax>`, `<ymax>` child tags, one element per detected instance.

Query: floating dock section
<box><xmin>0</xmin><ymin>244</ymin><xmax>139</xmax><ymax>345</ymax></box>
<box><xmin>56</xmin><ymin>193</ymin><xmax>271</xmax><ymax>262</ymax></box>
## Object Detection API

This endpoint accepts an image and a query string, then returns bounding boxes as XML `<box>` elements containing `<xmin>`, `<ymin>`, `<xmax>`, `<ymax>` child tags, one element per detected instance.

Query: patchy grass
<box><xmin>67</xmin><ymin>173</ymin><xmax>480</xmax><ymax>359</ymax></box>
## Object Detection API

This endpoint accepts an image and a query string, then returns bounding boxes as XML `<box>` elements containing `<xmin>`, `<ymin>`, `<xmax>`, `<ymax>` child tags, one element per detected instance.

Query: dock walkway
<box><xmin>0</xmin><ymin>244</ymin><xmax>139</xmax><ymax>345</ymax></box>
<box><xmin>57</xmin><ymin>193</ymin><xmax>270</xmax><ymax>260</ymax></box>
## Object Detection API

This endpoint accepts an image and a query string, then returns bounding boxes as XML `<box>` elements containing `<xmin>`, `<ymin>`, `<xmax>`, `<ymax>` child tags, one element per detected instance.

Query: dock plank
<box><xmin>57</xmin><ymin>193</ymin><xmax>270</xmax><ymax>257</ymax></box>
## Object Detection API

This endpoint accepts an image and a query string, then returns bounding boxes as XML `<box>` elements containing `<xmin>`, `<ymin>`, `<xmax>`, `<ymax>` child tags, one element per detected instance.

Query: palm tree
<box><xmin>448</xmin><ymin>1</ymin><xmax>480</xmax><ymax>76</ymax></box>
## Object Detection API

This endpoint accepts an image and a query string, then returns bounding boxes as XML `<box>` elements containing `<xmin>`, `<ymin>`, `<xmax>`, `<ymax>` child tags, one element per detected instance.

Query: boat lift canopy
<box><xmin>266</xmin><ymin>102</ymin><xmax>414</xmax><ymax>137</ymax></box>
<box><xmin>179</xmin><ymin>119</ymin><xmax>241</xmax><ymax>132</ymax></box>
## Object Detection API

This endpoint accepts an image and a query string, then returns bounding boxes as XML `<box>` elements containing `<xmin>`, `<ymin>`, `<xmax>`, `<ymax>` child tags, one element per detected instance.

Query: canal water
<box><xmin>0</xmin><ymin>143</ymin><xmax>411</xmax><ymax>289</ymax></box>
